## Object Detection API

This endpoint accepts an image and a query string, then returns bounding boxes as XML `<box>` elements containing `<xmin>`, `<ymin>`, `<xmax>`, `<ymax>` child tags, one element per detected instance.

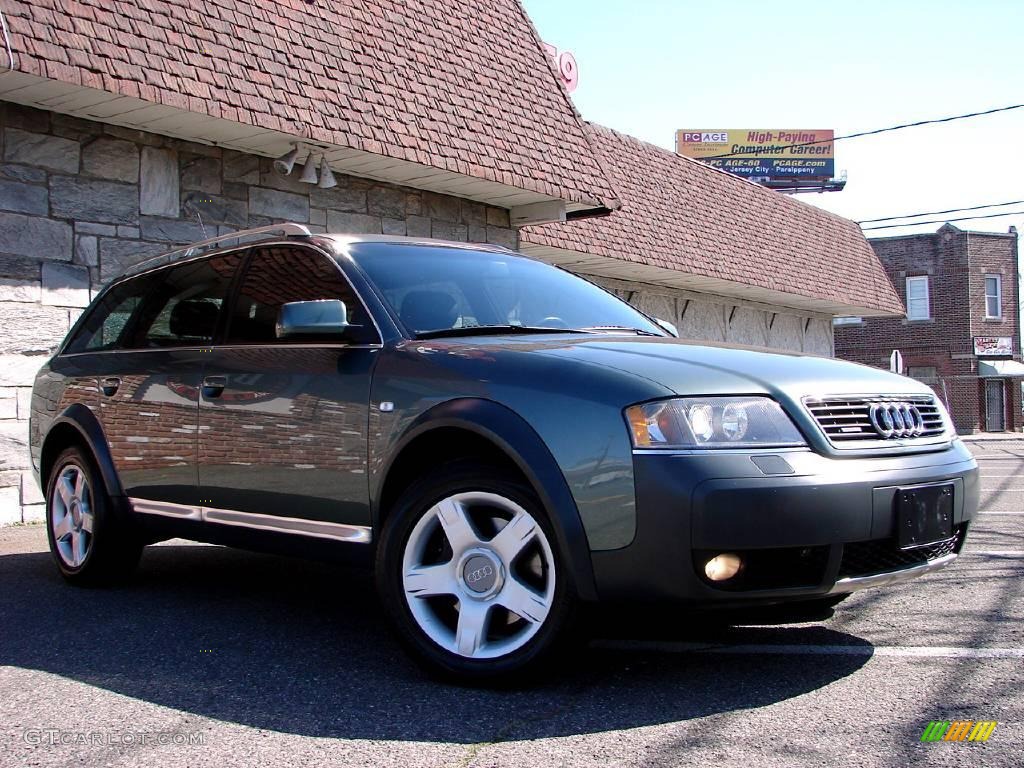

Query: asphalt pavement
<box><xmin>1</xmin><ymin>441</ymin><xmax>1022</xmax><ymax>767</ymax></box>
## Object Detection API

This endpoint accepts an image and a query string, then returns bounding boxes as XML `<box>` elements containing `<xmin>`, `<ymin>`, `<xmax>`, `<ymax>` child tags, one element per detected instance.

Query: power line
<box><xmin>860</xmin><ymin>209</ymin><xmax>1024</xmax><ymax>231</ymax></box>
<box><xmin>701</xmin><ymin>102</ymin><xmax>1024</xmax><ymax>160</ymax></box>
<box><xmin>857</xmin><ymin>200</ymin><xmax>1024</xmax><ymax>224</ymax></box>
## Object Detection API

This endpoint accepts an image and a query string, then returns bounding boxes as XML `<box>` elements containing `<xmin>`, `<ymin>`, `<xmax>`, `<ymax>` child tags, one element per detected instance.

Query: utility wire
<box><xmin>858</xmin><ymin>199</ymin><xmax>1024</xmax><ymax>224</ymax></box>
<box><xmin>860</xmin><ymin>209</ymin><xmax>1024</xmax><ymax>231</ymax></box>
<box><xmin>701</xmin><ymin>103</ymin><xmax>1024</xmax><ymax>160</ymax></box>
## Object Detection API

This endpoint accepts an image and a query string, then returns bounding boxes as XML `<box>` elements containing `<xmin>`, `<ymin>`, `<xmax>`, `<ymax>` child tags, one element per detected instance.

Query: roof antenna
<box><xmin>183</xmin><ymin>196</ymin><xmax>209</xmax><ymax>239</ymax></box>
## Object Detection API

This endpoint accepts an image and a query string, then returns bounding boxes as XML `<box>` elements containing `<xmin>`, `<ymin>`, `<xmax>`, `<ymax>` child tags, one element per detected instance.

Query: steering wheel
<box><xmin>539</xmin><ymin>316</ymin><xmax>570</xmax><ymax>329</ymax></box>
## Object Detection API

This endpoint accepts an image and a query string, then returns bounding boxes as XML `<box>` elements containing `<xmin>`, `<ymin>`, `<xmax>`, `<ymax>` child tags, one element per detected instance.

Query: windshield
<box><xmin>350</xmin><ymin>243</ymin><xmax>665</xmax><ymax>338</ymax></box>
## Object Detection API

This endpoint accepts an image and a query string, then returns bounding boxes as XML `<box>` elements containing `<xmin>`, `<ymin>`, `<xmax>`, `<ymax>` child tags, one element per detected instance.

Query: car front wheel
<box><xmin>376</xmin><ymin>461</ymin><xmax>576</xmax><ymax>681</ymax></box>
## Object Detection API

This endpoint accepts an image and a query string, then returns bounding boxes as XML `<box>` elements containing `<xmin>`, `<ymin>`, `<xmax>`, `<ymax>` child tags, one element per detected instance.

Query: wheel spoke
<box><xmin>52</xmin><ymin>511</ymin><xmax>74</xmax><ymax>540</ymax></box>
<box><xmin>71</xmin><ymin>530</ymin><xmax>87</xmax><ymax>567</ymax></box>
<box><xmin>454</xmin><ymin>600</ymin><xmax>490</xmax><ymax>657</ymax></box>
<box><xmin>497</xmin><ymin>576</ymin><xmax>551</xmax><ymax>625</ymax></box>
<box><xmin>73</xmin><ymin>470</ymin><xmax>86</xmax><ymax>499</ymax></box>
<box><xmin>57</xmin><ymin>475</ymin><xmax>74</xmax><ymax>506</ymax></box>
<box><xmin>490</xmin><ymin>511</ymin><xmax>537</xmax><ymax>564</ymax></box>
<box><xmin>404</xmin><ymin>563</ymin><xmax>457</xmax><ymax>598</ymax></box>
<box><xmin>433</xmin><ymin>498</ymin><xmax>479</xmax><ymax>553</ymax></box>
<box><xmin>80</xmin><ymin>509</ymin><xmax>95</xmax><ymax>534</ymax></box>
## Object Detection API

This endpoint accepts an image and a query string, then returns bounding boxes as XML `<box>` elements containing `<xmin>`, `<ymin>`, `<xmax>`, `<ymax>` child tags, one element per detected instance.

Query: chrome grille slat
<box><xmin>804</xmin><ymin>395</ymin><xmax>947</xmax><ymax>445</ymax></box>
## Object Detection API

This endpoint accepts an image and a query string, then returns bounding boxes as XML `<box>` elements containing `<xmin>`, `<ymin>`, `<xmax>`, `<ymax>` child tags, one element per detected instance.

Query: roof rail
<box><xmin>121</xmin><ymin>223</ymin><xmax>312</xmax><ymax>277</ymax></box>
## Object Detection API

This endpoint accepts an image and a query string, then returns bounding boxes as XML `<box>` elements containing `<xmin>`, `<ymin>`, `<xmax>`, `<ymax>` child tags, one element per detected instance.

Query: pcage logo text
<box><xmin>683</xmin><ymin>132</ymin><xmax>727</xmax><ymax>143</ymax></box>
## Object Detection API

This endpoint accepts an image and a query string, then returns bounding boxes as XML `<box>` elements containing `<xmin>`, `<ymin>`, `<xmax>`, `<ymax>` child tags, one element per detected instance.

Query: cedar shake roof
<box><xmin>522</xmin><ymin>124</ymin><xmax>905</xmax><ymax>317</ymax></box>
<box><xmin>0</xmin><ymin>0</ymin><xmax>617</xmax><ymax>214</ymax></box>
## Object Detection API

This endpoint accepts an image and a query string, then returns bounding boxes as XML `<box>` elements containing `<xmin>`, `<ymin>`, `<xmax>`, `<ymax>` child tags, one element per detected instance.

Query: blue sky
<box><xmin>523</xmin><ymin>0</ymin><xmax>1024</xmax><ymax>238</ymax></box>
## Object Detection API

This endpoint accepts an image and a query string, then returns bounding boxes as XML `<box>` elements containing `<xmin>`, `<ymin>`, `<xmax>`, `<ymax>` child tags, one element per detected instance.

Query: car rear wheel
<box><xmin>45</xmin><ymin>446</ymin><xmax>142</xmax><ymax>585</ymax></box>
<box><xmin>376</xmin><ymin>461</ymin><xmax>576</xmax><ymax>682</ymax></box>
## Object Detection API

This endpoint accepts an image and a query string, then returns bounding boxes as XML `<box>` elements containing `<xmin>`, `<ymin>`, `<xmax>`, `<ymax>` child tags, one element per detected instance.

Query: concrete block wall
<box><xmin>0</xmin><ymin>102</ymin><xmax>518</xmax><ymax>524</ymax></box>
<box><xmin>584</xmin><ymin>275</ymin><xmax>835</xmax><ymax>356</ymax></box>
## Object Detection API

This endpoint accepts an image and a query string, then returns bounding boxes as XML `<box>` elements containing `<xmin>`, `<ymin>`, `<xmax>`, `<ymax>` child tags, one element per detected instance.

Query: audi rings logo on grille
<box><xmin>868</xmin><ymin>402</ymin><xmax>925</xmax><ymax>438</ymax></box>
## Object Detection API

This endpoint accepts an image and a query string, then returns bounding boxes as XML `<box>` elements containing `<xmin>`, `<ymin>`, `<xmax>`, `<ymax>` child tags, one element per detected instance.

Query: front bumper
<box><xmin>590</xmin><ymin>439</ymin><xmax>978</xmax><ymax>605</ymax></box>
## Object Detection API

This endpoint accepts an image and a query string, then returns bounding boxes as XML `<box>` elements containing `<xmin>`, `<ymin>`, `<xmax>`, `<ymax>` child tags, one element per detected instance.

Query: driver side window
<box><xmin>226</xmin><ymin>246</ymin><xmax>377</xmax><ymax>345</ymax></box>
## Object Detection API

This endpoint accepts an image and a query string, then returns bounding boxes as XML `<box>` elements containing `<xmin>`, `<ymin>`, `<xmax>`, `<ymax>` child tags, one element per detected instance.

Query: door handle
<box><xmin>201</xmin><ymin>376</ymin><xmax>227</xmax><ymax>399</ymax></box>
<box><xmin>100</xmin><ymin>377</ymin><xmax>121</xmax><ymax>397</ymax></box>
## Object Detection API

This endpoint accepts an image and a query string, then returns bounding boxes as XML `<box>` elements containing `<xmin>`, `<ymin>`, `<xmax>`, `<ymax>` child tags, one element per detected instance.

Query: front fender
<box><xmin>372</xmin><ymin>398</ymin><xmax>598</xmax><ymax>601</ymax></box>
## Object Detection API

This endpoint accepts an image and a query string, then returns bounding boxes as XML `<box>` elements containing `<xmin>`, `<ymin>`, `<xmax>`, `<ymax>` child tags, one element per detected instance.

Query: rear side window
<box><xmin>64</xmin><ymin>274</ymin><xmax>157</xmax><ymax>353</ymax></box>
<box><xmin>126</xmin><ymin>253</ymin><xmax>242</xmax><ymax>348</ymax></box>
<box><xmin>225</xmin><ymin>246</ymin><xmax>376</xmax><ymax>344</ymax></box>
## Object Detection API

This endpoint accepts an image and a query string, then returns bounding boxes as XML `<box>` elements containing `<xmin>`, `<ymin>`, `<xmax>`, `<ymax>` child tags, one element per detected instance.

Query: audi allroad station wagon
<box><xmin>29</xmin><ymin>224</ymin><xmax>979</xmax><ymax>680</ymax></box>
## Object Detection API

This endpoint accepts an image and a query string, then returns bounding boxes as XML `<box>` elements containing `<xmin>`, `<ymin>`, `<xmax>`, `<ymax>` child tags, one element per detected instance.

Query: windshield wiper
<box><xmin>414</xmin><ymin>325</ymin><xmax>591</xmax><ymax>340</ymax></box>
<box><xmin>578</xmin><ymin>325</ymin><xmax>663</xmax><ymax>337</ymax></box>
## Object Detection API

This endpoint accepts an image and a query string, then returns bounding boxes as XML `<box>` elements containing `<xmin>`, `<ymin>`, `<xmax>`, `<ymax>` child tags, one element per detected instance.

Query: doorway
<box><xmin>985</xmin><ymin>378</ymin><xmax>1006</xmax><ymax>431</ymax></box>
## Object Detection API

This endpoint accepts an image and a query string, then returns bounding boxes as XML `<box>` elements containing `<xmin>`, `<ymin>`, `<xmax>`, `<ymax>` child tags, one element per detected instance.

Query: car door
<box><xmin>197</xmin><ymin>244</ymin><xmax>380</xmax><ymax>537</ymax></box>
<box><xmin>90</xmin><ymin>252</ymin><xmax>243</xmax><ymax>512</ymax></box>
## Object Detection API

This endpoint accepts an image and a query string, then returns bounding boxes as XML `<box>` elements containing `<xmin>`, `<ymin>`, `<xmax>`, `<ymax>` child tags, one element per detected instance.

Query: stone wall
<box><xmin>0</xmin><ymin>102</ymin><xmax>518</xmax><ymax>524</ymax></box>
<box><xmin>585</xmin><ymin>275</ymin><xmax>835</xmax><ymax>356</ymax></box>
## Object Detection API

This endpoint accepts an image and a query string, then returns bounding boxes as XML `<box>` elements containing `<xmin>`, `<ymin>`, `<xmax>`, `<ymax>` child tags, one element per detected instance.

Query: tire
<box><xmin>375</xmin><ymin>460</ymin><xmax>577</xmax><ymax>683</ymax></box>
<box><xmin>45</xmin><ymin>445</ymin><xmax>142</xmax><ymax>585</ymax></box>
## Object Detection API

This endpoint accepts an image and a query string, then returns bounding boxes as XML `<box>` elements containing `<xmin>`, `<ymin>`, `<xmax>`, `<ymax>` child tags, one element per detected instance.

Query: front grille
<box><xmin>804</xmin><ymin>395</ymin><xmax>946</xmax><ymax>444</ymax></box>
<box><xmin>838</xmin><ymin>524</ymin><xmax>965</xmax><ymax>579</ymax></box>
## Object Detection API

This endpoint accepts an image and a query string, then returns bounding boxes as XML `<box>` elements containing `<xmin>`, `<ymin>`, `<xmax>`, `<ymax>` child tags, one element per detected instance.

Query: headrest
<box><xmin>400</xmin><ymin>290</ymin><xmax>457</xmax><ymax>333</ymax></box>
<box><xmin>169</xmin><ymin>299</ymin><xmax>218</xmax><ymax>339</ymax></box>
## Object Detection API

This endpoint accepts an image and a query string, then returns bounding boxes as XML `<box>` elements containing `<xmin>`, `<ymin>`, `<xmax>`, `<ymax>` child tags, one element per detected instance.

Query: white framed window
<box><xmin>906</xmin><ymin>276</ymin><xmax>930</xmax><ymax>320</ymax></box>
<box><xmin>985</xmin><ymin>274</ymin><xmax>1002</xmax><ymax>319</ymax></box>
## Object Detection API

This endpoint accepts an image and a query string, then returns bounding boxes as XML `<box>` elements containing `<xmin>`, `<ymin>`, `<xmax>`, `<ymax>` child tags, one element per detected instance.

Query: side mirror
<box><xmin>654</xmin><ymin>318</ymin><xmax>679</xmax><ymax>337</ymax></box>
<box><xmin>276</xmin><ymin>299</ymin><xmax>351</xmax><ymax>339</ymax></box>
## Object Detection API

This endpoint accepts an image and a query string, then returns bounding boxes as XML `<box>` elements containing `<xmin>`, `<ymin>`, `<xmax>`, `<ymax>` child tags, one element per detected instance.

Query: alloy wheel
<box><xmin>401</xmin><ymin>491</ymin><xmax>556</xmax><ymax>659</ymax></box>
<box><xmin>50</xmin><ymin>464</ymin><xmax>94</xmax><ymax>568</ymax></box>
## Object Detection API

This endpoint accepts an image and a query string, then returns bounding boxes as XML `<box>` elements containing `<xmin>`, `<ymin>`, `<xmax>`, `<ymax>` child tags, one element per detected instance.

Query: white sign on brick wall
<box><xmin>974</xmin><ymin>337</ymin><xmax>1013</xmax><ymax>356</ymax></box>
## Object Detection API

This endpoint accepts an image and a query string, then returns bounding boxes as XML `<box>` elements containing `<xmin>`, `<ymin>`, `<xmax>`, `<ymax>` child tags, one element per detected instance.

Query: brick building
<box><xmin>835</xmin><ymin>224</ymin><xmax>1023</xmax><ymax>434</ymax></box>
<box><xmin>0</xmin><ymin>0</ymin><xmax>899</xmax><ymax>523</ymax></box>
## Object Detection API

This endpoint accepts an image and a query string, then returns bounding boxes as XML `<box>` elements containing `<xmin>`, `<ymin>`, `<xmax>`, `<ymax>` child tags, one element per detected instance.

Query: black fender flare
<box><xmin>43</xmin><ymin>403</ymin><xmax>125</xmax><ymax>499</ymax></box>
<box><xmin>373</xmin><ymin>398</ymin><xmax>598</xmax><ymax>601</ymax></box>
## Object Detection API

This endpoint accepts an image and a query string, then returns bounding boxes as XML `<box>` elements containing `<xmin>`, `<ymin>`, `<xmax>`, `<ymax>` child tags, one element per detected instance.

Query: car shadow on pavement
<box><xmin>0</xmin><ymin>543</ymin><xmax>872</xmax><ymax>743</ymax></box>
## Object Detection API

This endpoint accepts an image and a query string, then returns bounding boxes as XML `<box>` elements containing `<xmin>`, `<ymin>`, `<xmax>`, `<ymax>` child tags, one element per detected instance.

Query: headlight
<box><xmin>625</xmin><ymin>396</ymin><xmax>806</xmax><ymax>449</ymax></box>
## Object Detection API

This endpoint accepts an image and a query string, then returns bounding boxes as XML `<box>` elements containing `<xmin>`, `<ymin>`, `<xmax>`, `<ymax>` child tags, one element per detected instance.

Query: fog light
<box><xmin>704</xmin><ymin>553</ymin><xmax>743</xmax><ymax>582</ymax></box>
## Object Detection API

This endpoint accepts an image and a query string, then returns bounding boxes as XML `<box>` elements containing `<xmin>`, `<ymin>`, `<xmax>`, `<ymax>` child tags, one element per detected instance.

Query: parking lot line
<box><xmin>978</xmin><ymin>510</ymin><xmax>1024</xmax><ymax>514</ymax></box>
<box><xmin>966</xmin><ymin>550</ymin><xmax>1024</xmax><ymax>556</ymax></box>
<box><xmin>592</xmin><ymin>641</ymin><xmax>1024</xmax><ymax>658</ymax></box>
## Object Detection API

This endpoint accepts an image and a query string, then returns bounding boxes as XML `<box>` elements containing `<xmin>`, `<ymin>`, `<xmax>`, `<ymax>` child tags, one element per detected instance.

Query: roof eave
<box><xmin>0</xmin><ymin>69</ymin><xmax>609</xmax><ymax>214</ymax></box>
<box><xmin>519</xmin><ymin>242</ymin><xmax>906</xmax><ymax>318</ymax></box>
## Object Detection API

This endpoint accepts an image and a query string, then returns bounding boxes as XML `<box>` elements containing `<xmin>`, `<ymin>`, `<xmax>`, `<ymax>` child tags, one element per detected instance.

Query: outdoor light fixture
<box><xmin>298</xmin><ymin>152</ymin><xmax>318</xmax><ymax>184</ymax></box>
<box><xmin>273</xmin><ymin>144</ymin><xmax>300</xmax><ymax>176</ymax></box>
<box><xmin>317</xmin><ymin>155</ymin><xmax>337</xmax><ymax>189</ymax></box>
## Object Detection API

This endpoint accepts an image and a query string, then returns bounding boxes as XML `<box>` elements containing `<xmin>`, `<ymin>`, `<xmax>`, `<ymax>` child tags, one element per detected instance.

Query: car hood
<box><xmin>532</xmin><ymin>335</ymin><xmax>931</xmax><ymax>399</ymax></box>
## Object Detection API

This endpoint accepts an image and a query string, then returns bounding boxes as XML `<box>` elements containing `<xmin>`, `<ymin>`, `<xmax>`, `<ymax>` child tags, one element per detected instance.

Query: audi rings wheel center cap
<box><xmin>461</xmin><ymin>552</ymin><xmax>501</xmax><ymax>595</ymax></box>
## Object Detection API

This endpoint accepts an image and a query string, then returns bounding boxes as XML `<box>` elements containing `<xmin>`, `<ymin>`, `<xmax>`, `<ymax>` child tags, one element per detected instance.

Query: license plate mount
<box><xmin>897</xmin><ymin>483</ymin><xmax>954</xmax><ymax>549</ymax></box>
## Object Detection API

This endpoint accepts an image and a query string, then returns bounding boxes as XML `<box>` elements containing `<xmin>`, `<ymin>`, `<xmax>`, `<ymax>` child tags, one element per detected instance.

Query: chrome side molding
<box><xmin>128</xmin><ymin>497</ymin><xmax>371</xmax><ymax>544</ymax></box>
<box><xmin>828</xmin><ymin>553</ymin><xmax>956</xmax><ymax>594</ymax></box>
<box><xmin>130</xmin><ymin>498</ymin><xmax>203</xmax><ymax>521</ymax></box>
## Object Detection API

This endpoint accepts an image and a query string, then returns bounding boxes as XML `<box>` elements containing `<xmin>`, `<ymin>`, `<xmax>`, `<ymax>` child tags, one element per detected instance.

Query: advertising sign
<box><xmin>974</xmin><ymin>337</ymin><xmax>1014</xmax><ymax>356</ymax></box>
<box><xmin>675</xmin><ymin>129</ymin><xmax>834</xmax><ymax>180</ymax></box>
